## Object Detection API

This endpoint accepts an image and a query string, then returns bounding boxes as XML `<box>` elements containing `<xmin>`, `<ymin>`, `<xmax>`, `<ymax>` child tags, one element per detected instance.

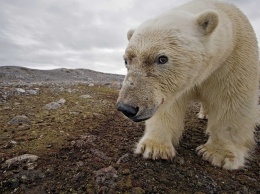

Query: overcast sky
<box><xmin>0</xmin><ymin>0</ymin><xmax>259</xmax><ymax>75</ymax></box>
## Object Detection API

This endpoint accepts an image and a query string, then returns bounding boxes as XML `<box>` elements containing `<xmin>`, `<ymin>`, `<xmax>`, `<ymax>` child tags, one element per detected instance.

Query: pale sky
<box><xmin>0</xmin><ymin>0</ymin><xmax>259</xmax><ymax>75</ymax></box>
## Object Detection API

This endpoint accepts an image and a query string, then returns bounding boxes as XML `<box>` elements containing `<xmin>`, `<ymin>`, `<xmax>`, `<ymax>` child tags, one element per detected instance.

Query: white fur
<box><xmin>118</xmin><ymin>0</ymin><xmax>259</xmax><ymax>170</ymax></box>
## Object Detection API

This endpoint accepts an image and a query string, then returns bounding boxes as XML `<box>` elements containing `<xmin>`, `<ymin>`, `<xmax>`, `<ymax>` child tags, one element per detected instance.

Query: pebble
<box><xmin>17</xmin><ymin>124</ymin><xmax>30</xmax><ymax>131</ymax></box>
<box><xmin>10</xmin><ymin>140</ymin><xmax>17</xmax><ymax>145</ymax></box>
<box><xmin>44</xmin><ymin>98</ymin><xmax>66</xmax><ymax>110</ymax></box>
<box><xmin>45</xmin><ymin>102</ymin><xmax>61</xmax><ymax>110</ymax></box>
<box><xmin>69</xmin><ymin>111</ymin><xmax>79</xmax><ymax>115</ymax></box>
<box><xmin>122</xmin><ymin>168</ymin><xmax>131</xmax><ymax>175</ymax></box>
<box><xmin>3</xmin><ymin>140</ymin><xmax>17</xmax><ymax>149</ymax></box>
<box><xmin>57</xmin><ymin>98</ymin><xmax>66</xmax><ymax>104</ymax></box>
<box><xmin>132</xmin><ymin>187</ymin><xmax>145</xmax><ymax>194</ymax></box>
<box><xmin>90</xmin><ymin>148</ymin><xmax>111</xmax><ymax>160</ymax></box>
<box><xmin>27</xmin><ymin>162</ymin><xmax>37</xmax><ymax>170</ymax></box>
<box><xmin>15</xmin><ymin>88</ymin><xmax>26</xmax><ymax>94</ymax></box>
<box><xmin>8</xmin><ymin>115</ymin><xmax>31</xmax><ymax>125</ymax></box>
<box><xmin>14</xmin><ymin>170</ymin><xmax>45</xmax><ymax>183</ymax></box>
<box><xmin>46</xmin><ymin>144</ymin><xmax>52</xmax><ymax>148</ymax></box>
<box><xmin>116</xmin><ymin>153</ymin><xmax>129</xmax><ymax>164</ymax></box>
<box><xmin>175</xmin><ymin>157</ymin><xmax>185</xmax><ymax>165</ymax></box>
<box><xmin>76</xmin><ymin>161</ymin><xmax>84</xmax><ymax>167</ymax></box>
<box><xmin>95</xmin><ymin>166</ymin><xmax>118</xmax><ymax>191</ymax></box>
<box><xmin>4</xmin><ymin>154</ymin><xmax>39</xmax><ymax>168</ymax></box>
<box><xmin>80</xmin><ymin>94</ymin><xmax>92</xmax><ymax>99</ymax></box>
<box><xmin>26</xmin><ymin>89</ymin><xmax>39</xmax><ymax>95</ymax></box>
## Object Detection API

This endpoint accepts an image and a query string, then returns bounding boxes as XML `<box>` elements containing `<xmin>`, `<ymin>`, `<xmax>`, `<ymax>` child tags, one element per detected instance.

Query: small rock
<box><xmin>4</xmin><ymin>154</ymin><xmax>39</xmax><ymax>168</ymax></box>
<box><xmin>46</xmin><ymin>167</ymin><xmax>54</xmax><ymax>174</ymax></box>
<box><xmin>46</xmin><ymin>144</ymin><xmax>52</xmax><ymax>148</ymax></box>
<box><xmin>69</xmin><ymin>111</ymin><xmax>79</xmax><ymax>115</ymax></box>
<box><xmin>116</xmin><ymin>153</ymin><xmax>129</xmax><ymax>164</ymax></box>
<box><xmin>44</xmin><ymin>102</ymin><xmax>61</xmax><ymax>110</ymax></box>
<box><xmin>57</xmin><ymin>98</ymin><xmax>66</xmax><ymax>104</ymax></box>
<box><xmin>89</xmin><ymin>83</ymin><xmax>94</xmax><ymax>87</ymax></box>
<box><xmin>10</xmin><ymin>140</ymin><xmax>17</xmax><ymax>145</ymax></box>
<box><xmin>76</xmin><ymin>161</ymin><xmax>84</xmax><ymax>167</ymax></box>
<box><xmin>80</xmin><ymin>94</ymin><xmax>92</xmax><ymax>99</ymax></box>
<box><xmin>66</xmin><ymin>88</ymin><xmax>72</xmax><ymax>93</ymax></box>
<box><xmin>91</xmin><ymin>148</ymin><xmax>111</xmax><ymax>160</ymax></box>
<box><xmin>45</xmin><ymin>98</ymin><xmax>66</xmax><ymax>110</ymax></box>
<box><xmin>3</xmin><ymin>140</ymin><xmax>17</xmax><ymax>149</ymax></box>
<box><xmin>21</xmin><ymin>175</ymin><xmax>27</xmax><ymax>181</ymax></box>
<box><xmin>95</xmin><ymin>166</ymin><xmax>118</xmax><ymax>191</ymax></box>
<box><xmin>70</xmin><ymin>135</ymin><xmax>97</xmax><ymax>148</ymax></box>
<box><xmin>93</xmin><ymin>113</ymin><xmax>100</xmax><ymax>117</ymax></box>
<box><xmin>122</xmin><ymin>168</ymin><xmax>131</xmax><ymax>175</ymax></box>
<box><xmin>132</xmin><ymin>187</ymin><xmax>145</xmax><ymax>194</ymax></box>
<box><xmin>8</xmin><ymin>115</ymin><xmax>31</xmax><ymax>125</ymax></box>
<box><xmin>15</xmin><ymin>88</ymin><xmax>26</xmax><ymax>94</ymax></box>
<box><xmin>14</xmin><ymin>170</ymin><xmax>45</xmax><ymax>183</ymax></box>
<box><xmin>175</xmin><ymin>157</ymin><xmax>185</xmax><ymax>165</ymax></box>
<box><xmin>26</xmin><ymin>89</ymin><xmax>39</xmax><ymax>95</ymax></box>
<box><xmin>17</xmin><ymin>124</ymin><xmax>30</xmax><ymax>131</ymax></box>
<box><xmin>27</xmin><ymin>162</ymin><xmax>37</xmax><ymax>170</ymax></box>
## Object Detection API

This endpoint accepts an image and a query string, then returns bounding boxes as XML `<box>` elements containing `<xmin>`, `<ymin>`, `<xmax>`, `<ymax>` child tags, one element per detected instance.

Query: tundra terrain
<box><xmin>0</xmin><ymin>66</ymin><xmax>259</xmax><ymax>193</ymax></box>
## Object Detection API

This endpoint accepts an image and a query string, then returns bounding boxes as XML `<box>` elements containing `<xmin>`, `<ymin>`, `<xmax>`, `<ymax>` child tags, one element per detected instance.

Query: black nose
<box><xmin>116</xmin><ymin>103</ymin><xmax>139</xmax><ymax>118</ymax></box>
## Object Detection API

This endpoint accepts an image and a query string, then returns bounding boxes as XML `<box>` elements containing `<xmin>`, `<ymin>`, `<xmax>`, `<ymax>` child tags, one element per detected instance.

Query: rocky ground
<box><xmin>0</xmin><ymin>66</ymin><xmax>124</xmax><ymax>87</ymax></box>
<box><xmin>0</xmin><ymin>67</ymin><xmax>259</xmax><ymax>193</ymax></box>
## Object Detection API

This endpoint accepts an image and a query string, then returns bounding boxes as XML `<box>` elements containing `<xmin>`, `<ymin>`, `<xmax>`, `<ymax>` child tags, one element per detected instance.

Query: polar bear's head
<box><xmin>116</xmin><ymin>10</ymin><xmax>219</xmax><ymax>122</ymax></box>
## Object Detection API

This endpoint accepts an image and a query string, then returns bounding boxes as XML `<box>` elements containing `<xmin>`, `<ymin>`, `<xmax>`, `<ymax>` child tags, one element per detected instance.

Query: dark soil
<box><xmin>0</xmin><ymin>84</ymin><xmax>259</xmax><ymax>193</ymax></box>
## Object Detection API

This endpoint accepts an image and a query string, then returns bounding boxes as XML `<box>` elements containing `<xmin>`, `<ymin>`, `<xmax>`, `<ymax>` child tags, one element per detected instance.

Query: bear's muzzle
<box><xmin>116</xmin><ymin>102</ymin><xmax>139</xmax><ymax>118</ymax></box>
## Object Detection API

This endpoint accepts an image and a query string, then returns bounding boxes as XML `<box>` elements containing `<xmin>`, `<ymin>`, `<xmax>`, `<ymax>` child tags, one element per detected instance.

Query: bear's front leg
<box><xmin>196</xmin><ymin>112</ymin><xmax>255</xmax><ymax>170</ymax></box>
<box><xmin>135</xmin><ymin>100</ymin><xmax>188</xmax><ymax>160</ymax></box>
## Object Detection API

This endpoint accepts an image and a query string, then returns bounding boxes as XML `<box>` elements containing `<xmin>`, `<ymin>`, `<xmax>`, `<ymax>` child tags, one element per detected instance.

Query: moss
<box><xmin>0</xmin><ymin>84</ymin><xmax>118</xmax><ymax>157</ymax></box>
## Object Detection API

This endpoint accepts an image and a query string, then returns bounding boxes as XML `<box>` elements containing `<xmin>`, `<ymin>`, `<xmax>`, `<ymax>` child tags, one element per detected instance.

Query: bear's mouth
<box><xmin>130</xmin><ymin>115</ymin><xmax>151</xmax><ymax>122</ymax></box>
<box><xmin>130</xmin><ymin>98</ymin><xmax>165</xmax><ymax>122</ymax></box>
<box><xmin>117</xmin><ymin>98</ymin><xmax>165</xmax><ymax>122</ymax></box>
<box><xmin>129</xmin><ymin>107</ymin><xmax>158</xmax><ymax>122</ymax></box>
<box><xmin>116</xmin><ymin>102</ymin><xmax>157</xmax><ymax>122</ymax></box>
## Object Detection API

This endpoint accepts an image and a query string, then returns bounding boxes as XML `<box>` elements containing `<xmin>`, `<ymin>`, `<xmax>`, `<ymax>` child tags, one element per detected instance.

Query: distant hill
<box><xmin>0</xmin><ymin>66</ymin><xmax>124</xmax><ymax>85</ymax></box>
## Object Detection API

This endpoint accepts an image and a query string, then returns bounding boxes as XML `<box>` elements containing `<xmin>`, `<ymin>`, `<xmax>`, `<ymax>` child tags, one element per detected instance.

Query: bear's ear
<box><xmin>196</xmin><ymin>10</ymin><xmax>219</xmax><ymax>35</ymax></box>
<box><xmin>127</xmin><ymin>29</ymin><xmax>135</xmax><ymax>41</ymax></box>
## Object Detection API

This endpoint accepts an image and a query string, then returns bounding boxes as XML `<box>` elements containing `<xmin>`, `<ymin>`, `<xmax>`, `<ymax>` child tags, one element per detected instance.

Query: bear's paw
<box><xmin>134</xmin><ymin>138</ymin><xmax>176</xmax><ymax>160</ymax></box>
<box><xmin>196</xmin><ymin>144</ymin><xmax>245</xmax><ymax>170</ymax></box>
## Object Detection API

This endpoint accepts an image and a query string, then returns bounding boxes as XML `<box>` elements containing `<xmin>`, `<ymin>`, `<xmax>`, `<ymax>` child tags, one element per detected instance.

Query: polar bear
<box><xmin>116</xmin><ymin>0</ymin><xmax>259</xmax><ymax>170</ymax></box>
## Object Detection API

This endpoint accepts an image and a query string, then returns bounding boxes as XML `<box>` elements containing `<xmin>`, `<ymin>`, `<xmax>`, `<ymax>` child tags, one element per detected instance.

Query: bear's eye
<box><xmin>124</xmin><ymin>59</ymin><xmax>127</xmax><ymax>65</ymax></box>
<box><xmin>157</xmin><ymin>56</ymin><xmax>168</xmax><ymax>64</ymax></box>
